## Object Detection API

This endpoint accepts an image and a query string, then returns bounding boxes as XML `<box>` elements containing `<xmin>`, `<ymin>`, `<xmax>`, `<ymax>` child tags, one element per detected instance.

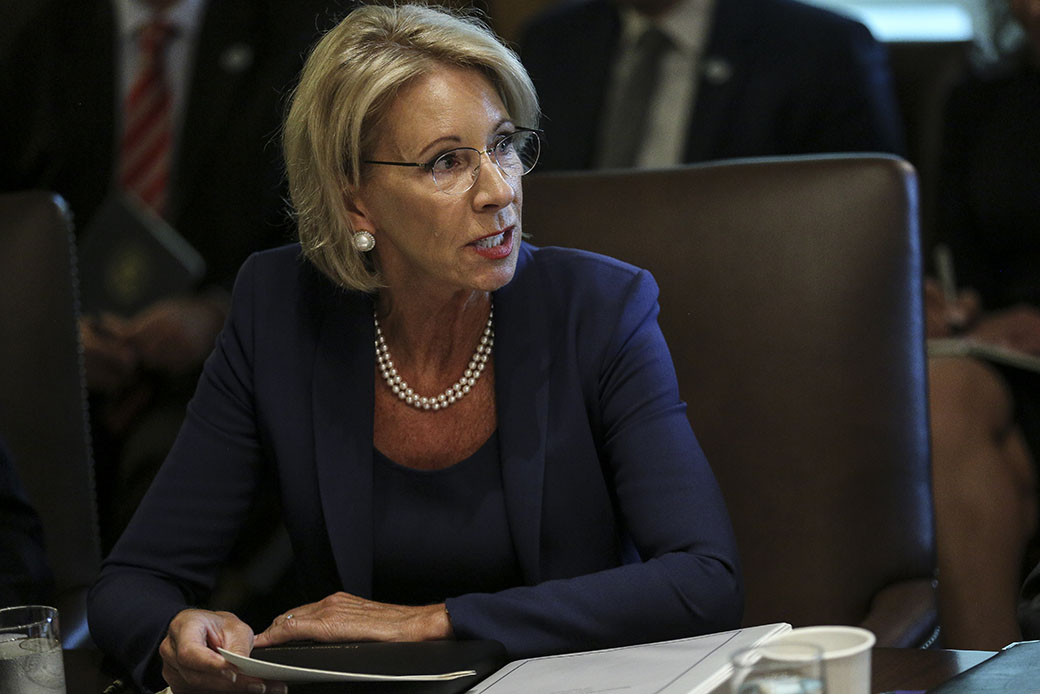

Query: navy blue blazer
<box><xmin>520</xmin><ymin>0</ymin><xmax>905</xmax><ymax>170</ymax></box>
<box><xmin>88</xmin><ymin>244</ymin><xmax>742</xmax><ymax>689</ymax></box>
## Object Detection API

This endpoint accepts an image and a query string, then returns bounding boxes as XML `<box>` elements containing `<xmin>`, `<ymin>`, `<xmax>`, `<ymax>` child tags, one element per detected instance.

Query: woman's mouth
<box><xmin>475</xmin><ymin>232</ymin><xmax>506</xmax><ymax>249</ymax></box>
<box><xmin>471</xmin><ymin>227</ymin><xmax>515</xmax><ymax>259</ymax></box>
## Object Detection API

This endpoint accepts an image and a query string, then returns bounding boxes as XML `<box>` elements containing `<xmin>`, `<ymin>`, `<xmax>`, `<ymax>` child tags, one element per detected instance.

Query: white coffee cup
<box><xmin>768</xmin><ymin>625</ymin><xmax>876</xmax><ymax>694</ymax></box>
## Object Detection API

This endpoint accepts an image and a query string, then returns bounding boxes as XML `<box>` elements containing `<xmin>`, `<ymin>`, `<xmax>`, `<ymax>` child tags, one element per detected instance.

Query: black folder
<box><xmin>77</xmin><ymin>192</ymin><xmax>206</xmax><ymax>317</ymax></box>
<box><xmin>926</xmin><ymin>640</ymin><xmax>1040</xmax><ymax>693</ymax></box>
<box><xmin>249</xmin><ymin>640</ymin><xmax>507</xmax><ymax>694</ymax></box>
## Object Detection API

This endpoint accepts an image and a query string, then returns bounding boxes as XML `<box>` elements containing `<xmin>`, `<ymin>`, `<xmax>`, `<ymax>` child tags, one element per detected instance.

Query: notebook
<box><xmin>467</xmin><ymin>623</ymin><xmax>791</xmax><ymax>694</ymax></box>
<box><xmin>926</xmin><ymin>639</ymin><xmax>1038</xmax><ymax>693</ymax></box>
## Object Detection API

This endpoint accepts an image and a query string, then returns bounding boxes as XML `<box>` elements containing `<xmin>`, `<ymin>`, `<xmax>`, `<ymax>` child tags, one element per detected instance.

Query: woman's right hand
<box><xmin>924</xmin><ymin>278</ymin><xmax>981</xmax><ymax>338</ymax></box>
<box><xmin>159</xmin><ymin>608</ymin><xmax>285</xmax><ymax>693</ymax></box>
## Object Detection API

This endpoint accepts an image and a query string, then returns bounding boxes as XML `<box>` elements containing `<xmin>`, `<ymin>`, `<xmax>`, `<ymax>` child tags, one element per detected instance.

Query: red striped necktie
<box><xmin>119</xmin><ymin>19</ymin><xmax>175</xmax><ymax>216</ymax></box>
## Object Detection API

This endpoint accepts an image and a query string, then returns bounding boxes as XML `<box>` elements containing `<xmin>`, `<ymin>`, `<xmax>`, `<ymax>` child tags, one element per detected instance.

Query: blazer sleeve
<box><xmin>87</xmin><ymin>254</ymin><xmax>268</xmax><ymax>692</ymax></box>
<box><xmin>445</xmin><ymin>263</ymin><xmax>743</xmax><ymax>657</ymax></box>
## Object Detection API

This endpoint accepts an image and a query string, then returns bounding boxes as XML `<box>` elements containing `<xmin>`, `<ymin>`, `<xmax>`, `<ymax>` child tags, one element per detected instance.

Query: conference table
<box><xmin>66</xmin><ymin>646</ymin><xmax>994</xmax><ymax>694</ymax></box>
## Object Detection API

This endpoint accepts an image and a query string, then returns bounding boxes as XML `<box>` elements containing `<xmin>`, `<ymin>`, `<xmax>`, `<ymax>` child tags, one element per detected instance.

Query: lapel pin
<box><xmin>701</xmin><ymin>56</ymin><xmax>733</xmax><ymax>85</ymax></box>
<box><xmin>220</xmin><ymin>43</ymin><xmax>254</xmax><ymax>74</ymax></box>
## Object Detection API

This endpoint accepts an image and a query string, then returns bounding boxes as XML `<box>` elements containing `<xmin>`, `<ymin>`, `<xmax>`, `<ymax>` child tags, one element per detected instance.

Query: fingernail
<box><xmin>222</xmin><ymin>669</ymin><xmax>237</xmax><ymax>683</ymax></box>
<box><xmin>248</xmin><ymin>684</ymin><xmax>267</xmax><ymax>694</ymax></box>
<box><xmin>269</xmin><ymin>684</ymin><xmax>288</xmax><ymax>694</ymax></box>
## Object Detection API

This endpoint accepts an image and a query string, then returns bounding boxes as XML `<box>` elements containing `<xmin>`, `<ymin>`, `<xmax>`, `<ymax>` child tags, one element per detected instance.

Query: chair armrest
<box><xmin>860</xmin><ymin>578</ymin><xmax>938</xmax><ymax>648</ymax></box>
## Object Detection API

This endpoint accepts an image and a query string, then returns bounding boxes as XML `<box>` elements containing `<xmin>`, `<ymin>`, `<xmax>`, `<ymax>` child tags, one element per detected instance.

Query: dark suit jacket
<box><xmin>0</xmin><ymin>0</ymin><xmax>342</xmax><ymax>287</ymax></box>
<box><xmin>520</xmin><ymin>0</ymin><xmax>905</xmax><ymax>170</ymax></box>
<box><xmin>936</xmin><ymin>64</ymin><xmax>1040</xmax><ymax>310</ymax></box>
<box><xmin>88</xmin><ymin>244</ymin><xmax>743</xmax><ymax>690</ymax></box>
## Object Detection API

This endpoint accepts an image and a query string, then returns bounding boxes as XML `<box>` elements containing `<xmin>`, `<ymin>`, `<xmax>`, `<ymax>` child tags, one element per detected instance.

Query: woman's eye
<box><xmin>494</xmin><ymin>135</ymin><xmax>515</xmax><ymax>155</ymax></box>
<box><xmin>432</xmin><ymin>152</ymin><xmax>464</xmax><ymax>172</ymax></box>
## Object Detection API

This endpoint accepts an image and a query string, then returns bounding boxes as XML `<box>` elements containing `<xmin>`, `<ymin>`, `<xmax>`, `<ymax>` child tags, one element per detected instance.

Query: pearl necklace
<box><xmin>374</xmin><ymin>301</ymin><xmax>494</xmax><ymax>411</ymax></box>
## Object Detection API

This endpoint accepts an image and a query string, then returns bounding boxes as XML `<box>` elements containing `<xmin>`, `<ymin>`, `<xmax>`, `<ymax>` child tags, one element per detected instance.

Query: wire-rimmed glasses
<box><xmin>364</xmin><ymin>127</ymin><xmax>542</xmax><ymax>195</ymax></box>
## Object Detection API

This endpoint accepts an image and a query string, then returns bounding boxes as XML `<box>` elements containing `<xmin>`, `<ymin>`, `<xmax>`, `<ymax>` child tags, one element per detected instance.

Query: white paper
<box><xmin>217</xmin><ymin>647</ymin><xmax>477</xmax><ymax>683</ymax></box>
<box><xmin>928</xmin><ymin>337</ymin><xmax>1040</xmax><ymax>374</ymax></box>
<box><xmin>466</xmin><ymin>624</ymin><xmax>791</xmax><ymax>694</ymax></box>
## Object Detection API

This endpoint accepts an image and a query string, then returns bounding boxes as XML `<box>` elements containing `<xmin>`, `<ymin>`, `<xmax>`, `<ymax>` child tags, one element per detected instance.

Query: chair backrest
<box><xmin>523</xmin><ymin>156</ymin><xmax>934</xmax><ymax>642</ymax></box>
<box><xmin>0</xmin><ymin>190</ymin><xmax>100</xmax><ymax>647</ymax></box>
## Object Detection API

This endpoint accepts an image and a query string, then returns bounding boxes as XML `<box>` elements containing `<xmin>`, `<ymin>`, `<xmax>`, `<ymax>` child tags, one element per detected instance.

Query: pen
<box><xmin>933</xmin><ymin>244</ymin><xmax>966</xmax><ymax>334</ymax></box>
<box><xmin>933</xmin><ymin>244</ymin><xmax>957</xmax><ymax>306</ymax></box>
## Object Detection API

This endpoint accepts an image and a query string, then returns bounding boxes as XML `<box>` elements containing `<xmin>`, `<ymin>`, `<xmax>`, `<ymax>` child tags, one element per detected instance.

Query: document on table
<box><xmin>928</xmin><ymin>337</ymin><xmax>1040</xmax><ymax>374</ymax></box>
<box><xmin>466</xmin><ymin>623</ymin><xmax>791</xmax><ymax>694</ymax></box>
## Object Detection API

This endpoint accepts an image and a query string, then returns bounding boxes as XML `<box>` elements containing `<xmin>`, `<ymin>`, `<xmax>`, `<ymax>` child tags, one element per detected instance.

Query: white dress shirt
<box><xmin>113</xmin><ymin>0</ymin><xmax>207</xmax><ymax>154</ymax></box>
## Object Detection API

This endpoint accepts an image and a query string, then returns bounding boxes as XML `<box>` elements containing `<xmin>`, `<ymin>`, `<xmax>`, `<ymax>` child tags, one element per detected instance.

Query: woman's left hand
<box><xmin>969</xmin><ymin>304</ymin><xmax>1040</xmax><ymax>355</ymax></box>
<box><xmin>252</xmin><ymin>592</ymin><xmax>453</xmax><ymax>648</ymax></box>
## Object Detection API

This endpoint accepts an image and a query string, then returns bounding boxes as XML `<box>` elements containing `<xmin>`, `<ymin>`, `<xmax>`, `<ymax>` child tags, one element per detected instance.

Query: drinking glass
<box><xmin>0</xmin><ymin>605</ymin><xmax>66</xmax><ymax>694</ymax></box>
<box><xmin>730</xmin><ymin>641</ymin><xmax>824</xmax><ymax>694</ymax></box>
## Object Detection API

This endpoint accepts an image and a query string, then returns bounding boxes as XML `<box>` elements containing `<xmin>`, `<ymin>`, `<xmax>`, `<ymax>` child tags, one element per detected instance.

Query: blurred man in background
<box><xmin>520</xmin><ymin>0</ymin><xmax>904</xmax><ymax>170</ymax></box>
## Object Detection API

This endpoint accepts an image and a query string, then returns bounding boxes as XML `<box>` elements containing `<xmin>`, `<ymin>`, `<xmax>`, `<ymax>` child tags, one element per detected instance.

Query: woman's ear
<box><xmin>343</xmin><ymin>186</ymin><xmax>375</xmax><ymax>233</ymax></box>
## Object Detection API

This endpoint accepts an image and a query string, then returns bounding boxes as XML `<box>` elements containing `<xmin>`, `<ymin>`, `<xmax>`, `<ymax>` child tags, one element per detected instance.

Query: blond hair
<box><xmin>284</xmin><ymin>2</ymin><xmax>539</xmax><ymax>292</ymax></box>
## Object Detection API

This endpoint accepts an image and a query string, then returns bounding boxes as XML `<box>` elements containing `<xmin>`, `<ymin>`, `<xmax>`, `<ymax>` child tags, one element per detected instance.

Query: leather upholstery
<box><xmin>0</xmin><ymin>191</ymin><xmax>100</xmax><ymax>648</ymax></box>
<box><xmin>523</xmin><ymin>155</ymin><xmax>936</xmax><ymax>647</ymax></box>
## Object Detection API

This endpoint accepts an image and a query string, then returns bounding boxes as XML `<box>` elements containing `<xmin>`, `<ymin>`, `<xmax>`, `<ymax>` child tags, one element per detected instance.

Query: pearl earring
<box><xmin>353</xmin><ymin>230</ymin><xmax>375</xmax><ymax>252</ymax></box>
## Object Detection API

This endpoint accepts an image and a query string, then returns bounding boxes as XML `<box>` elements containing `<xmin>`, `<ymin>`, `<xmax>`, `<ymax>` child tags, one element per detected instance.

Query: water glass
<box><xmin>0</xmin><ymin>605</ymin><xmax>66</xmax><ymax>694</ymax></box>
<box><xmin>730</xmin><ymin>641</ymin><xmax>824</xmax><ymax>694</ymax></box>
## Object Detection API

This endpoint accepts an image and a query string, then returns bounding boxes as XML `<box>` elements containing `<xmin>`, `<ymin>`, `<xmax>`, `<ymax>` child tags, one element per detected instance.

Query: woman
<box><xmin>926</xmin><ymin>0</ymin><xmax>1040</xmax><ymax>649</ymax></box>
<box><xmin>87</xmin><ymin>4</ymin><xmax>742</xmax><ymax>692</ymax></box>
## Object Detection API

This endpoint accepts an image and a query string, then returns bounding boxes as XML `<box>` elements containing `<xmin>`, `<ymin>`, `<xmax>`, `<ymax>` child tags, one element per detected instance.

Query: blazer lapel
<box><xmin>312</xmin><ymin>289</ymin><xmax>377</xmax><ymax>596</ymax></box>
<box><xmin>494</xmin><ymin>247</ymin><xmax>550</xmax><ymax>584</ymax></box>
<box><xmin>171</xmin><ymin>0</ymin><xmax>262</xmax><ymax>217</ymax></box>
<box><xmin>684</xmin><ymin>0</ymin><xmax>755</xmax><ymax>162</ymax></box>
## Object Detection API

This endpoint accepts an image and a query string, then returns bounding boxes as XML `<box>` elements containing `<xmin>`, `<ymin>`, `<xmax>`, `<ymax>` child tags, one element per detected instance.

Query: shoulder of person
<box><xmin>746</xmin><ymin>0</ymin><xmax>878</xmax><ymax>56</ymax></box>
<box><xmin>233</xmin><ymin>242</ymin><xmax>365</xmax><ymax>317</ymax></box>
<box><xmin>516</xmin><ymin>244</ymin><xmax>657</xmax><ymax>308</ymax></box>
<box><xmin>522</xmin><ymin>0</ymin><xmax>613</xmax><ymax>32</ymax></box>
<box><xmin>519</xmin><ymin>0</ymin><xmax>616</xmax><ymax>52</ymax></box>
<box><xmin>758</xmin><ymin>0</ymin><xmax>872</xmax><ymax>33</ymax></box>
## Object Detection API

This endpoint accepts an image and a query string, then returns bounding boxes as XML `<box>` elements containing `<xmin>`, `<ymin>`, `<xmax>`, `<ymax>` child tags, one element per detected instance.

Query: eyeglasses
<box><xmin>364</xmin><ymin>127</ymin><xmax>542</xmax><ymax>195</ymax></box>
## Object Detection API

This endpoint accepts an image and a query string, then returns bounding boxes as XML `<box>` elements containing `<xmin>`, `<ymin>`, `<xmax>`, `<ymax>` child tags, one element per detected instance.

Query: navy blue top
<box><xmin>372</xmin><ymin>431</ymin><xmax>523</xmax><ymax>605</ymax></box>
<box><xmin>89</xmin><ymin>244</ymin><xmax>742</xmax><ymax>691</ymax></box>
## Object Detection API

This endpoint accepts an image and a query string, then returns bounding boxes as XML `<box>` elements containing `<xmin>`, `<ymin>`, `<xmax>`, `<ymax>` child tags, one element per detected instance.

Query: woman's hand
<box><xmin>253</xmin><ymin>592</ymin><xmax>453</xmax><ymax>648</ymax></box>
<box><xmin>969</xmin><ymin>304</ymin><xmax>1040</xmax><ymax>355</ymax></box>
<box><xmin>924</xmin><ymin>278</ymin><xmax>981</xmax><ymax>338</ymax></box>
<box><xmin>80</xmin><ymin>314</ymin><xmax>138</xmax><ymax>392</ymax></box>
<box><xmin>125</xmin><ymin>295</ymin><xmax>227</xmax><ymax>375</ymax></box>
<box><xmin>160</xmin><ymin>608</ymin><xmax>285</xmax><ymax>694</ymax></box>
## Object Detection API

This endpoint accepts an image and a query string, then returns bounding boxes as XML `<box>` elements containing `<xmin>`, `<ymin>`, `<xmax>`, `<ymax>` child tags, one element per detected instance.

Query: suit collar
<box><xmin>311</xmin><ymin>246</ymin><xmax>550</xmax><ymax>593</ymax></box>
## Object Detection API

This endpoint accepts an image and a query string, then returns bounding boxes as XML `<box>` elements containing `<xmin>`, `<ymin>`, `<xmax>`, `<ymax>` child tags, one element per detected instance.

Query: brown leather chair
<box><xmin>0</xmin><ymin>191</ymin><xmax>100</xmax><ymax>648</ymax></box>
<box><xmin>523</xmin><ymin>155</ymin><xmax>936</xmax><ymax>647</ymax></box>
